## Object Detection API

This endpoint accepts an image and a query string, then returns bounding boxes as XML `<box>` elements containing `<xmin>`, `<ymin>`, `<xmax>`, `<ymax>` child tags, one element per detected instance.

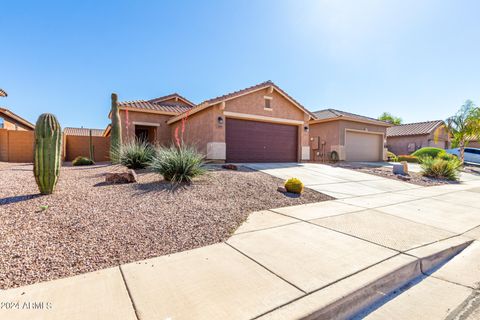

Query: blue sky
<box><xmin>1</xmin><ymin>0</ymin><xmax>480</xmax><ymax>129</ymax></box>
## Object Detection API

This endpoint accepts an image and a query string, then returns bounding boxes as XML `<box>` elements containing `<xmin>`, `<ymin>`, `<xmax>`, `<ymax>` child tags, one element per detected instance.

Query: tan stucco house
<box><xmin>386</xmin><ymin>120</ymin><xmax>450</xmax><ymax>155</ymax></box>
<box><xmin>110</xmin><ymin>81</ymin><xmax>393</xmax><ymax>163</ymax></box>
<box><xmin>309</xmin><ymin>109</ymin><xmax>391</xmax><ymax>162</ymax></box>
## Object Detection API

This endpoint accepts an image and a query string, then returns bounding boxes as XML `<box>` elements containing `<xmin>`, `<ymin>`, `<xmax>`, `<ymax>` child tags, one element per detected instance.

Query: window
<box><xmin>265</xmin><ymin>98</ymin><xmax>271</xmax><ymax>109</ymax></box>
<box><xmin>264</xmin><ymin>96</ymin><xmax>273</xmax><ymax>109</ymax></box>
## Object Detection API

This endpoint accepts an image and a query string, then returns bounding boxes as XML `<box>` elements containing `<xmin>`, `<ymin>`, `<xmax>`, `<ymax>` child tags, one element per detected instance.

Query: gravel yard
<box><xmin>0</xmin><ymin>162</ymin><xmax>331</xmax><ymax>289</ymax></box>
<box><xmin>330</xmin><ymin>162</ymin><xmax>457</xmax><ymax>186</ymax></box>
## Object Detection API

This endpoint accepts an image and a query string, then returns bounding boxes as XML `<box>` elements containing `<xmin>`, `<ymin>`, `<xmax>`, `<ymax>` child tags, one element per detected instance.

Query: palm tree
<box><xmin>0</xmin><ymin>88</ymin><xmax>7</xmax><ymax>97</ymax></box>
<box><xmin>445</xmin><ymin>100</ymin><xmax>480</xmax><ymax>163</ymax></box>
<box><xmin>378</xmin><ymin>112</ymin><xmax>402</xmax><ymax>125</ymax></box>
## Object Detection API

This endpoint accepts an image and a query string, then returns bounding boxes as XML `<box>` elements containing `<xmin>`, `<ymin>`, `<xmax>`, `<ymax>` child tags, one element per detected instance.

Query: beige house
<box><xmin>110</xmin><ymin>81</ymin><xmax>395</xmax><ymax>163</ymax></box>
<box><xmin>386</xmin><ymin>120</ymin><xmax>450</xmax><ymax>155</ymax></box>
<box><xmin>309</xmin><ymin>109</ymin><xmax>391</xmax><ymax>162</ymax></box>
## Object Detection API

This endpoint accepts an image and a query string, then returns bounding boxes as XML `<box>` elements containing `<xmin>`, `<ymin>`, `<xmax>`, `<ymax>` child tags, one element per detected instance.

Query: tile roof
<box><xmin>169</xmin><ymin>80</ymin><xmax>316</xmax><ymax>124</ymax></box>
<box><xmin>312</xmin><ymin>108</ymin><xmax>391</xmax><ymax>126</ymax></box>
<box><xmin>0</xmin><ymin>89</ymin><xmax>7</xmax><ymax>97</ymax></box>
<box><xmin>148</xmin><ymin>93</ymin><xmax>195</xmax><ymax>107</ymax></box>
<box><xmin>64</xmin><ymin>127</ymin><xmax>105</xmax><ymax>136</ymax></box>
<box><xmin>118</xmin><ymin>100</ymin><xmax>192</xmax><ymax>114</ymax></box>
<box><xmin>0</xmin><ymin>107</ymin><xmax>35</xmax><ymax>130</ymax></box>
<box><xmin>386</xmin><ymin>120</ymin><xmax>444</xmax><ymax>137</ymax></box>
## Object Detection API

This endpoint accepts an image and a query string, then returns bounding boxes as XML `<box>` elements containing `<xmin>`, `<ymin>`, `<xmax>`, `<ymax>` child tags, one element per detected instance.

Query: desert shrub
<box><xmin>387</xmin><ymin>151</ymin><xmax>398</xmax><ymax>162</ymax></box>
<box><xmin>112</xmin><ymin>139</ymin><xmax>155</xmax><ymax>169</ymax></box>
<box><xmin>419</xmin><ymin>156</ymin><xmax>462</xmax><ymax>180</ymax></box>
<box><xmin>397</xmin><ymin>155</ymin><xmax>419</xmax><ymax>163</ymax></box>
<box><xmin>284</xmin><ymin>178</ymin><xmax>304</xmax><ymax>194</ymax></box>
<box><xmin>411</xmin><ymin>147</ymin><xmax>445</xmax><ymax>158</ymax></box>
<box><xmin>150</xmin><ymin>144</ymin><xmax>205</xmax><ymax>183</ymax></box>
<box><xmin>72</xmin><ymin>156</ymin><xmax>95</xmax><ymax>166</ymax></box>
<box><xmin>437</xmin><ymin>150</ymin><xmax>457</xmax><ymax>161</ymax></box>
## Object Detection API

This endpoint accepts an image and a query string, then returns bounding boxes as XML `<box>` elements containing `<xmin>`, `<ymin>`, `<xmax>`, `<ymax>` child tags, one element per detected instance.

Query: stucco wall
<box><xmin>0</xmin><ymin>130</ymin><xmax>35</xmax><ymax>162</ymax></box>
<box><xmin>170</xmin><ymin>106</ymin><xmax>217</xmax><ymax>155</ymax></box>
<box><xmin>387</xmin><ymin>133</ymin><xmax>449</xmax><ymax>155</ymax></box>
<box><xmin>308</xmin><ymin>121</ymin><xmax>340</xmax><ymax>161</ymax></box>
<box><xmin>1</xmin><ymin>117</ymin><xmax>31</xmax><ymax>131</ymax></box>
<box><xmin>119</xmin><ymin>110</ymin><xmax>172</xmax><ymax>146</ymax></box>
<box><xmin>65</xmin><ymin>135</ymin><xmax>110</xmax><ymax>162</ymax></box>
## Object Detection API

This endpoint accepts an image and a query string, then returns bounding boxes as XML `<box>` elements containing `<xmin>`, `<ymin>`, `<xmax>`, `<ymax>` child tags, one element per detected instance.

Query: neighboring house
<box><xmin>109</xmin><ymin>81</ymin><xmax>394</xmax><ymax>163</ymax></box>
<box><xmin>0</xmin><ymin>108</ymin><xmax>35</xmax><ymax>162</ymax></box>
<box><xmin>0</xmin><ymin>107</ymin><xmax>35</xmax><ymax>130</ymax></box>
<box><xmin>466</xmin><ymin>135</ymin><xmax>480</xmax><ymax>148</ymax></box>
<box><xmin>386</xmin><ymin>120</ymin><xmax>450</xmax><ymax>155</ymax></box>
<box><xmin>309</xmin><ymin>109</ymin><xmax>392</xmax><ymax>162</ymax></box>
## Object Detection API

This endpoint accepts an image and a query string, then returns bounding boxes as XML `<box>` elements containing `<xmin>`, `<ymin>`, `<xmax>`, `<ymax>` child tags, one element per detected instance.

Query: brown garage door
<box><xmin>345</xmin><ymin>131</ymin><xmax>383</xmax><ymax>161</ymax></box>
<box><xmin>226</xmin><ymin>118</ymin><xmax>298</xmax><ymax>162</ymax></box>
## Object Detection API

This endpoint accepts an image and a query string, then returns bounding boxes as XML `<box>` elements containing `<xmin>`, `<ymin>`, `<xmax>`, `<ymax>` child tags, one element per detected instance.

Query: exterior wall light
<box><xmin>304</xmin><ymin>126</ymin><xmax>309</xmax><ymax>132</ymax></box>
<box><xmin>217</xmin><ymin>116</ymin><xmax>224</xmax><ymax>125</ymax></box>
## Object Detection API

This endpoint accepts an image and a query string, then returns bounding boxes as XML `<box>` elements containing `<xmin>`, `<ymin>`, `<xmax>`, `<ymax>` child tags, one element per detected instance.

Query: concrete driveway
<box><xmin>244</xmin><ymin>162</ymin><xmax>421</xmax><ymax>199</ymax></box>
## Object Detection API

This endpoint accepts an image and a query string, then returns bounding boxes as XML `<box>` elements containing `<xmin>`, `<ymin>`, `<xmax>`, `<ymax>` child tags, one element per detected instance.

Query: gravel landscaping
<box><xmin>330</xmin><ymin>162</ymin><xmax>458</xmax><ymax>186</ymax></box>
<box><xmin>0</xmin><ymin>162</ymin><xmax>331</xmax><ymax>289</ymax></box>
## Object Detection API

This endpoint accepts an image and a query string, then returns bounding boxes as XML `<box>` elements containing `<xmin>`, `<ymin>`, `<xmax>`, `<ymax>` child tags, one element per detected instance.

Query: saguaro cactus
<box><xmin>33</xmin><ymin>113</ymin><xmax>62</xmax><ymax>194</ymax></box>
<box><xmin>110</xmin><ymin>93</ymin><xmax>122</xmax><ymax>163</ymax></box>
<box><xmin>88</xmin><ymin>129</ymin><xmax>95</xmax><ymax>161</ymax></box>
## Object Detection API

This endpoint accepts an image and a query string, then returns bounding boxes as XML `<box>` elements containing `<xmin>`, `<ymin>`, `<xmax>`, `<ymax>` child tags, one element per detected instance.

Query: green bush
<box><xmin>397</xmin><ymin>155</ymin><xmax>419</xmax><ymax>163</ymax></box>
<box><xmin>411</xmin><ymin>147</ymin><xmax>445</xmax><ymax>158</ymax></box>
<box><xmin>72</xmin><ymin>156</ymin><xmax>95</xmax><ymax>166</ymax></box>
<box><xmin>387</xmin><ymin>151</ymin><xmax>398</xmax><ymax>162</ymax></box>
<box><xmin>284</xmin><ymin>178</ymin><xmax>304</xmax><ymax>194</ymax></box>
<box><xmin>437</xmin><ymin>150</ymin><xmax>457</xmax><ymax>161</ymax></box>
<box><xmin>419</xmin><ymin>156</ymin><xmax>462</xmax><ymax>180</ymax></box>
<box><xmin>112</xmin><ymin>139</ymin><xmax>155</xmax><ymax>169</ymax></box>
<box><xmin>150</xmin><ymin>144</ymin><xmax>206</xmax><ymax>183</ymax></box>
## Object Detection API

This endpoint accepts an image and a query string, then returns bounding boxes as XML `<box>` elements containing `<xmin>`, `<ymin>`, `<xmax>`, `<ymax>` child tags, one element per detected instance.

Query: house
<box><xmin>113</xmin><ymin>81</ymin><xmax>314</xmax><ymax>162</ymax></box>
<box><xmin>0</xmin><ymin>107</ymin><xmax>35</xmax><ymax>131</ymax></box>
<box><xmin>0</xmin><ymin>108</ymin><xmax>35</xmax><ymax>162</ymax></box>
<box><xmin>386</xmin><ymin>120</ymin><xmax>450</xmax><ymax>155</ymax></box>
<box><xmin>110</xmin><ymin>81</ymin><xmax>392</xmax><ymax>163</ymax></box>
<box><xmin>309</xmin><ymin>109</ymin><xmax>392</xmax><ymax>161</ymax></box>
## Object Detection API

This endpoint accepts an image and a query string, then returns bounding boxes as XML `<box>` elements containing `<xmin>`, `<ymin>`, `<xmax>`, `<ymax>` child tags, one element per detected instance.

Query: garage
<box><xmin>345</xmin><ymin>130</ymin><xmax>383</xmax><ymax>161</ymax></box>
<box><xmin>226</xmin><ymin>118</ymin><xmax>298</xmax><ymax>162</ymax></box>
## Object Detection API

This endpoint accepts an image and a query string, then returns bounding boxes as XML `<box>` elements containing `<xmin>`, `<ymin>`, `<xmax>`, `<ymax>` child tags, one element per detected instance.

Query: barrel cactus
<box><xmin>33</xmin><ymin>113</ymin><xmax>62</xmax><ymax>194</ymax></box>
<box><xmin>110</xmin><ymin>93</ymin><xmax>122</xmax><ymax>163</ymax></box>
<box><xmin>284</xmin><ymin>177</ymin><xmax>304</xmax><ymax>194</ymax></box>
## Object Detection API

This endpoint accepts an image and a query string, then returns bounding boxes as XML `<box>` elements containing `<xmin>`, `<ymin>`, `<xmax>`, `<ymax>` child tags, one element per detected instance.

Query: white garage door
<box><xmin>345</xmin><ymin>131</ymin><xmax>383</xmax><ymax>161</ymax></box>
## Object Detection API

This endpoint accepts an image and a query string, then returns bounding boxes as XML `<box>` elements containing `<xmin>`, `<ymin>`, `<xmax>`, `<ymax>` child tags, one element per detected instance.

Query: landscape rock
<box><xmin>222</xmin><ymin>164</ymin><xmax>238</xmax><ymax>170</ymax></box>
<box><xmin>393</xmin><ymin>163</ymin><xmax>407</xmax><ymax>175</ymax></box>
<box><xmin>277</xmin><ymin>186</ymin><xmax>287</xmax><ymax>193</ymax></box>
<box><xmin>397</xmin><ymin>174</ymin><xmax>411</xmax><ymax>181</ymax></box>
<box><xmin>105</xmin><ymin>169</ymin><xmax>137</xmax><ymax>184</ymax></box>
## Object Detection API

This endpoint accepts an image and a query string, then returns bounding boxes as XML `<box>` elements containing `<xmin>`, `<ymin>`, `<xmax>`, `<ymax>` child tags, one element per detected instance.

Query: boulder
<box><xmin>397</xmin><ymin>174</ymin><xmax>411</xmax><ymax>181</ymax></box>
<box><xmin>105</xmin><ymin>169</ymin><xmax>137</xmax><ymax>184</ymax></box>
<box><xmin>277</xmin><ymin>186</ymin><xmax>287</xmax><ymax>193</ymax></box>
<box><xmin>222</xmin><ymin>164</ymin><xmax>238</xmax><ymax>170</ymax></box>
<box><xmin>393</xmin><ymin>163</ymin><xmax>408</xmax><ymax>175</ymax></box>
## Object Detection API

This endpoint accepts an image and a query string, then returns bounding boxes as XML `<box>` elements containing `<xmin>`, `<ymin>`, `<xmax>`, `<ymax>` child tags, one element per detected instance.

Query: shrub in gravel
<box><xmin>411</xmin><ymin>147</ymin><xmax>445</xmax><ymax>158</ymax></box>
<box><xmin>150</xmin><ymin>144</ymin><xmax>205</xmax><ymax>183</ymax></box>
<box><xmin>112</xmin><ymin>139</ymin><xmax>155</xmax><ymax>169</ymax></box>
<box><xmin>397</xmin><ymin>155</ymin><xmax>419</xmax><ymax>163</ymax></box>
<box><xmin>72</xmin><ymin>156</ymin><xmax>95</xmax><ymax>166</ymax></box>
<box><xmin>387</xmin><ymin>151</ymin><xmax>398</xmax><ymax>162</ymax></box>
<box><xmin>419</xmin><ymin>156</ymin><xmax>462</xmax><ymax>180</ymax></box>
<box><xmin>284</xmin><ymin>177</ymin><xmax>304</xmax><ymax>194</ymax></box>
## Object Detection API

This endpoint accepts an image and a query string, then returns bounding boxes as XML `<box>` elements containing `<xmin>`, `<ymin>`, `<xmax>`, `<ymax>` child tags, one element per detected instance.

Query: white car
<box><xmin>446</xmin><ymin>147</ymin><xmax>480</xmax><ymax>165</ymax></box>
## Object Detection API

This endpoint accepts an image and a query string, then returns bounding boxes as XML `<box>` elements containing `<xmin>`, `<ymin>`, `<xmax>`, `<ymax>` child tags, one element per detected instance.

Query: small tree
<box><xmin>378</xmin><ymin>112</ymin><xmax>402</xmax><ymax>125</ymax></box>
<box><xmin>445</xmin><ymin>100</ymin><xmax>480</xmax><ymax>163</ymax></box>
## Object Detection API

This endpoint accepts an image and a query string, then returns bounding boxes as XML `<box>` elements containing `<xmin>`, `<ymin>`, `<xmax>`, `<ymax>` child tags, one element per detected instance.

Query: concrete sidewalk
<box><xmin>1</xmin><ymin>164</ymin><xmax>480</xmax><ymax>319</ymax></box>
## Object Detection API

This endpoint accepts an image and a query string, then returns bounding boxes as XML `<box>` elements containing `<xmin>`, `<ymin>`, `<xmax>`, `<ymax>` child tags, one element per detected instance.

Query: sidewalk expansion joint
<box><xmin>224</xmin><ymin>242</ymin><xmax>307</xmax><ymax>294</ymax></box>
<box><xmin>118</xmin><ymin>265</ymin><xmax>141</xmax><ymax>320</ymax></box>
